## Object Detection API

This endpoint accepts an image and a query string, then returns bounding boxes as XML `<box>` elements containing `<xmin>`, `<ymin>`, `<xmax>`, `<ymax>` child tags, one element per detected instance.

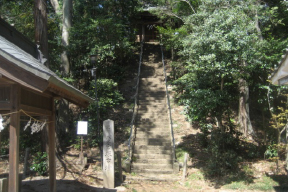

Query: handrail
<box><xmin>160</xmin><ymin>43</ymin><xmax>176</xmax><ymax>162</ymax></box>
<box><xmin>127</xmin><ymin>41</ymin><xmax>144</xmax><ymax>163</ymax></box>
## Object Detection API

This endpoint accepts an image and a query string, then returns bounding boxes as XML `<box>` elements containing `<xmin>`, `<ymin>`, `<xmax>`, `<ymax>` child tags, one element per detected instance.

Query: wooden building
<box><xmin>0</xmin><ymin>18</ymin><xmax>93</xmax><ymax>192</ymax></box>
<box><xmin>271</xmin><ymin>49</ymin><xmax>288</xmax><ymax>85</ymax></box>
<box><xmin>136</xmin><ymin>9</ymin><xmax>163</xmax><ymax>42</ymax></box>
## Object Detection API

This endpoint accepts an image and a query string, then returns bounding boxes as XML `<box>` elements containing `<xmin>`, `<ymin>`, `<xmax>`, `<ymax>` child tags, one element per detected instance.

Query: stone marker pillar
<box><xmin>103</xmin><ymin>119</ymin><xmax>114</xmax><ymax>189</ymax></box>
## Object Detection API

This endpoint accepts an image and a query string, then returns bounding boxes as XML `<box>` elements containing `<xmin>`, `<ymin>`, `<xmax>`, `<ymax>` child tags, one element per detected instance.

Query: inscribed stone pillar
<box><xmin>103</xmin><ymin>119</ymin><xmax>114</xmax><ymax>189</ymax></box>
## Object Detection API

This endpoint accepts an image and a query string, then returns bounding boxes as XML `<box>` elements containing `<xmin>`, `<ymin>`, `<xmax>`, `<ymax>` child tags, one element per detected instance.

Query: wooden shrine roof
<box><xmin>0</xmin><ymin>20</ymin><xmax>93</xmax><ymax>108</ymax></box>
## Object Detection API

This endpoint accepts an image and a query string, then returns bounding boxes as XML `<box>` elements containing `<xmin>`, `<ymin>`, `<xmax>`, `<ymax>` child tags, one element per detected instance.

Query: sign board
<box><xmin>77</xmin><ymin>121</ymin><xmax>88</xmax><ymax>135</ymax></box>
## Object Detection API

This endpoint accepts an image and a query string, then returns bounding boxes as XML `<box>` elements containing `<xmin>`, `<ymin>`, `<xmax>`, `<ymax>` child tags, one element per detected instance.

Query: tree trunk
<box><xmin>35</xmin><ymin>0</ymin><xmax>50</xmax><ymax>155</ymax></box>
<box><xmin>50</xmin><ymin>0</ymin><xmax>61</xmax><ymax>15</ymax></box>
<box><xmin>34</xmin><ymin>0</ymin><xmax>49</xmax><ymax>67</ymax></box>
<box><xmin>61</xmin><ymin>0</ymin><xmax>72</xmax><ymax>75</ymax></box>
<box><xmin>238</xmin><ymin>77</ymin><xmax>254</xmax><ymax>137</ymax></box>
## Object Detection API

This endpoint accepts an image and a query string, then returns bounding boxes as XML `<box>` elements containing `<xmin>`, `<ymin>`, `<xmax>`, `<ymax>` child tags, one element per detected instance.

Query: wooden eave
<box><xmin>0</xmin><ymin>64</ymin><xmax>92</xmax><ymax>108</ymax></box>
<box><xmin>47</xmin><ymin>82</ymin><xmax>90</xmax><ymax>108</ymax></box>
<box><xmin>0</xmin><ymin>55</ymin><xmax>49</xmax><ymax>92</ymax></box>
<box><xmin>0</xmin><ymin>35</ymin><xmax>94</xmax><ymax>108</ymax></box>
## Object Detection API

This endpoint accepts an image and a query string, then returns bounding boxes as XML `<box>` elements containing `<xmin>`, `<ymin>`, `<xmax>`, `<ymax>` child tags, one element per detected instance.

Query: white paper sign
<box><xmin>77</xmin><ymin>121</ymin><xmax>88</xmax><ymax>135</ymax></box>
<box><xmin>0</xmin><ymin>114</ymin><xmax>3</xmax><ymax>132</ymax></box>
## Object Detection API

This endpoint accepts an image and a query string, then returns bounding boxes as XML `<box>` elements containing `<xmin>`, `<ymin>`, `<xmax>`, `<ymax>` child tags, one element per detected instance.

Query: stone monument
<box><xmin>103</xmin><ymin>119</ymin><xmax>114</xmax><ymax>188</ymax></box>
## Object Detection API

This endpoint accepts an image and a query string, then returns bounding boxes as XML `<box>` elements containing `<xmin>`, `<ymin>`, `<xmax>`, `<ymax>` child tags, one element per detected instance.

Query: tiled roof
<box><xmin>0</xmin><ymin>35</ymin><xmax>94</xmax><ymax>105</ymax></box>
<box><xmin>0</xmin><ymin>35</ymin><xmax>51</xmax><ymax>79</ymax></box>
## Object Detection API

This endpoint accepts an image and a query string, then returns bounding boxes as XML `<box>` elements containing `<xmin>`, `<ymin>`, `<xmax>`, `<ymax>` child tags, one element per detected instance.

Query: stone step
<box><xmin>136</xmin><ymin>120</ymin><xmax>169</xmax><ymax>126</ymax></box>
<box><xmin>132</xmin><ymin>168</ymin><xmax>174</xmax><ymax>175</ymax></box>
<box><xmin>140</xmin><ymin>74</ymin><xmax>163</xmax><ymax>78</ymax></box>
<box><xmin>138</xmin><ymin>95</ymin><xmax>166</xmax><ymax>100</ymax></box>
<box><xmin>131</xmin><ymin>168</ymin><xmax>173</xmax><ymax>177</ymax></box>
<box><xmin>138</xmin><ymin>99</ymin><xmax>166</xmax><ymax>104</ymax></box>
<box><xmin>134</xmin><ymin>158</ymin><xmax>173</xmax><ymax>164</ymax></box>
<box><xmin>138</xmin><ymin>99</ymin><xmax>166</xmax><ymax>105</ymax></box>
<box><xmin>134</xmin><ymin>144</ymin><xmax>172</xmax><ymax>151</ymax></box>
<box><xmin>135</xmin><ymin>139</ymin><xmax>171</xmax><ymax>146</ymax></box>
<box><xmin>136</xmin><ymin>131</ymin><xmax>170</xmax><ymax>138</ymax></box>
<box><xmin>132</xmin><ymin>163</ymin><xmax>173</xmax><ymax>170</ymax></box>
<box><xmin>138</xmin><ymin>103</ymin><xmax>166</xmax><ymax>109</ymax></box>
<box><xmin>140</xmin><ymin>83</ymin><xmax>165</xmax><ymax>88</ymax></box>
<box><xmin>142</xmin><ymin>62</ymin><xmax>162</xmax><ymax>66</ymax></box>
<box><xmin>138</xmin><ymin>104</ymin><xmax>167</xmax><ymax>111</ymax></box>
<box><xmin>137</xmin><ymin>110</ymin><xmax>168</xmax><ymax>115</ymax></box>
<box><xmin>136</xmin><ymin>115</ymin><xmax>170</xmax><ymax>121</ymax></box>
<box><xmin>136</xmin><ymin>137</ymin><xmax>171</xmax><ymax>143</ymax></box>
<box><xmin>136</xmin><ymin>127</ymin><xmax>170</xmax><ymax>132</ymax></box>
<box><xmin>137</xmin><ymin>109</ymin><xmax>167</xmax><ymax>115</ymax></box>
<box><xmin>140</xmin><ymin>77</ymin><xmax>164</xmax><ymax>81</ymax></box>
<box><xmin>138</xmin><ymin>90</ymin><xmax>166</xmax><ymax>95</ymax></box>
<box><xmin>136</xmin><ymin>115</ymin><xmax>168</xmax><ymax>121</ymax></box>
<box><xmin>140</xmin><ymin>77</ymin><xmax>165</xmax><ymax>85</ymax></box>
<box><xmin>133</xmin><ymin>149</ymin><xmax>172</xmax><ymax>155</ymax></box>
<box><xmin>141</xmin><ymin>70</ymin><xmax>163</xmax><ymax>75</ymax></box>
<box><xmin>139</xmin><ymin>87</ymin><xmax>166</xmax><ymax>91</ymax></box>
<box><xmin>133</xmin><ymin>153</ymin><xmax>173</xmax><ymax>159</ymax></box>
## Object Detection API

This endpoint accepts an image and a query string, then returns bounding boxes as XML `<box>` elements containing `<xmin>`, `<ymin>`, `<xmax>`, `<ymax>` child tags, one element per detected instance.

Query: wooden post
<box><xmin>48</xmin><ymin>100</ymin><xmax>56</xmax><ymax>192</ymax></box>
<box><xmin>8</xmin><ymin>85</ymin><xmax>20</xmax><ymax>192</ymax></box>
<box><xmin>23</xmin><ymin>148</ymin><xmax>30</xmax><ymax>179</ymax></box>
<box><xmin>182</xmin><ymin>153</ymin><xmax>188</xmax><ymax>181</ymax></box>
<box><xmin>79</xmin><ymin>135</ymin><xmax>84</xmax><ymax>164</ymax></box>
<box><xmin>142</xmin><ymin>24</ymin><xmax>145</xmax><ymax>42</ymax></box>
<box><xmin>117</xmin><ymin>151</ymin><xmax>123</xmax><ymax>183</ymax></box>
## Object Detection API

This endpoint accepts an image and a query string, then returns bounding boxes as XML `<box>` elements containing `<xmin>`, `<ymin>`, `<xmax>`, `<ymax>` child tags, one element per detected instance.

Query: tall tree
<box><xmin>61</xmin><ymin>0</ymin><xmax>72</xmax><ymax>75</ymax></box>
<box><xmin>34</xmin><ymin>0</ymin><xmax>49</xmax><ymax>66</ymax></box>
<box><xmin>163</xmin><ymin>0</ymin><xmax>273</xmax><ymax>136</ymax></box>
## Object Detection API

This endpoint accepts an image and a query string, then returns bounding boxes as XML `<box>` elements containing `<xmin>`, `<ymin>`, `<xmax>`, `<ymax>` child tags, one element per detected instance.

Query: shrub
<box><xmin>30</xmin><ymin>152</ymin><xmax>48</xmax><ymax>176</ymax></box>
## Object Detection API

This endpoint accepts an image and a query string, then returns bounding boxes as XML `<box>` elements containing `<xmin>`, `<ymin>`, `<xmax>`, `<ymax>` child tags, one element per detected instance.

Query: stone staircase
<box><xmin>132</xmin><ymin>43</ymin><xmax>174</xmax><ymax>175</ymax></box>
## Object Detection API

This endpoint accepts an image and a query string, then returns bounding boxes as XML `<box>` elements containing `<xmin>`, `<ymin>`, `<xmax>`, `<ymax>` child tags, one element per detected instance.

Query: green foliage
<box><xmin>224</xmin><ymin>175</ymin><xmax>279</xmax><ymax>191</ymax></box>
<box><xmin>72</xmin><ymin>137</ymin><xmax>81</xmax><ymax>150</ymax></box>
<box><xmin>0</xmin><ymin>0</ymin><xmax>35</xmax><ymax>40</ymax></box>
<box><xmin>30</xmin><ymin>152</ymin><xmax>48</xmax><ymax>176</ymax></box>
<box><xmin>206</xmin><ymin>130</ymin><xmax>243</xmax><ymax>176</ymax></box>
<box><xmin>87</xmin><ymin>78</ymin><xmax>124</xmax><ymax>146</ymax></box>
<box><xmin>265</xmin><ymin>144</ymin><xmax>278</xmax><ymax>159</ymax></box>
<box><xmin>204</xmin><ymin>128</ymin><xmax>259</xmax><ymax>177</ymax></box>
<box><xmin>69</xmin><ymin>0</ymin><xmax>140</xmax><ymax>80</ymax></box>
<box><xmin>89</xmin><ymin>79</ymin><xmax>124</xmax><ymax>111</ymax></box>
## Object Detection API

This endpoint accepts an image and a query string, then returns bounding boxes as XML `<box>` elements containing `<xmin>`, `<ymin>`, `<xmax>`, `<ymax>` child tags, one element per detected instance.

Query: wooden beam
<box><xmin>20</xmin><ymin>104</ymin><xmax>52</xmax><ymax>116</ymax></box>
<box><xmin>8</xmin><ymin>84</ymin><xmax>20</xmax><ymax>192</ymax></box>
<box><xmin>0</xmin><ymin>56</ymin><xmax>49</xmax><ymax>92</ymax></box>
<box><xmin>47</xmin><ymin>85</ymin><xmax>90</xmax><ymax>108</ymax></box>
<box><xmin>48</xmin><ymin>99</ymin><xmax>56</xmax><ymax>192</ymax></box>
<box><xmin>0</xmin><ymin>102</ymin><xmax>11</xmax><ymax>111</ymax></box>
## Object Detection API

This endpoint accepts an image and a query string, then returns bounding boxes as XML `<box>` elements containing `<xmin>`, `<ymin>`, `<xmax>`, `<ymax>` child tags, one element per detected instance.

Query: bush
<box><xmin>30</xmin><ymin>152</ymin><xmax>48</xmax><ymax>176</ymax></box>
<box><xmin>87</xmin><ymin>78</ymin><xmax>124</xmax><ymax>147</ymax></box>
<box><xmin>206</xmin><ymin>130</ymin><xmax>243</xmax><ymax>177</ymax></box>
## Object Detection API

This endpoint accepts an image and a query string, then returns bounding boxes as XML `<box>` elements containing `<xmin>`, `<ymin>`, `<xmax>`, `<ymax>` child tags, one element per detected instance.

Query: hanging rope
<box><xmin>0</xmin><ymin>109</ymin><xmax>52</xmax><ymax>134</ymax></box>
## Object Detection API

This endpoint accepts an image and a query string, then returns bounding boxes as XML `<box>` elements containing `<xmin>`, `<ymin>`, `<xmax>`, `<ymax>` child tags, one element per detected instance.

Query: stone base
<box><xmin>124</xmin><ymin>161</ymin><xmax>131</xmax><ymax>173</ymax></box>
<box><xmin>173</xmin><ymin>162</ymin><xmax>180</xmax><ymax>174</ymax></box>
